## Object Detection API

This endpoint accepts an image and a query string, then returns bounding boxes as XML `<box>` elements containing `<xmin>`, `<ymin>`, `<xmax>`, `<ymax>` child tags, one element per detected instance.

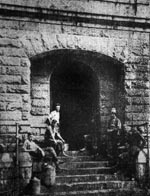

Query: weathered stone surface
<box><xmin>40</xmin><ymin>128</ymin><xmax>46</xmax><ymax>135</ymax></box>
<box><xmin>6</xmin><ymin>85</ymin><xmax>29</xmax><ymax>94</ymax></box>
<box><xmin>131</xmin><ymin>81</ymin><xmax>149</xmax><ymax>89</ymax></box>
<box><xmin>125</xmin><ymin>89</ymin><xmax>150</xmax><ymax>97</ymax></box>
<box><xmin>0</xmin><ymin>94</ymin><xmax>22</xmax><ymax>103</ymax></box>
<box><xmin>21</xmin><ymin>58</ymin><xmax>31</xmax><ymax>67</ymax></box>
<box><xmin>18</xmin><ymin>125</ymin><xmax>30</xmax><ymax>133</ymax></box>
<box><xmin>0</xmin><ymin>85</ymin><xmax>6</xmax><ymax>93</ymax></box>
<box><xmin>31</xmin><ymin>83</ymin><xmax>49</xmax><ymax>90</ymax></box>
<box><xmin>31</xmin><ymin>76</ymin><xmax>49</xmax><ymax>84</ymax></box>
<box><xmin>125</xmin><ymin>80</ymin><xmax>149</xmax><ymax>90</ymax></box>
<box><xmin>0</xmin><ymin>29</ymin><xmax>19</xmax><ymax>39</ymax></box>
<box><xmin>136</xmin><ymin>65</ymin><xmax>150</xmax><ymax>72</ymax></box>
<box><xmin>21</xmin><ymin>74</ymin><xmax>30</xmax><ymax>85</ymax></box>
<box><xmin>31</xmin><ymin>99</ymin><xmax>49</xmax><ymax>107</ymax></box>
<box><xmin>1</xmin><ymin>66</ymin><xmax>29</xmax><ymax>76</ymax></box>
<box><xmin>125</xmin><ymin>72</ymin><xmax>149</xmax><ymax>81</ymax></box>
<box><xmin>0</xmin><ymin>125</ymin><xmax>16</xmax><ymax>133</ymax></box>
<box><xmin>30</xmin><ymin>116</ymin><xmax>47</xmax><ymax>127</ymax></box>
<box><xmin>0</xmin><ymin>103</ymin><xmax>6</xmax><ymax>111</ymax></box>
<box><xmin>0</xmin><ymin>111</ymin><xmax>22</xmax><ymax>121</ymax></box>
<box><xmin>125</xmin><ymin>72</ymin><xmax>136</xmax><ymax>80</ymax></box>
<box><xmin>31</xmin><ymin>90</ymin><xmax>48</xmax><ymax>99</ymax></box>
<box><xmin>22</xmin><ymin>94</ymin><xmax>30</xmax><ymax>103</ymax></box>
<box><xmin>0</xmin><ymin>75</ymin><xmax>21</xmax><ymax>84</ymax></box>
<box><xmin>125</xmin><ymin>113</ymin><xmax>150</xmax><ymax>121</ymax></box>
<box><xmin>1</xmin><ymin>0</ymin><xmax>149</xmax><ymax>18</ymax></box>
<box><xmin>22</xmin><ymin>111</ymin><xmax>30</xmax><ymax>120</ymax></box>
<box><xmin>125</xmin><ymin>105</ymin><xmax>150</xmax><ymax>113</ymax></box>
<box><xmin>2</xmin><ymin>47</ymin><xmax>27</xmax><ymax>57</ymax></box>
<box><xmin>31</xmin><ymin>107</ymin><xmax>49</xmax><ymax>116</ymax></box>
<box><xmin>0</xmin><ymin>56</ymin><xmax>20</xmax><ymax>66</ymax></box>
<box><xmin>0</xmin><ymin>0</ymin><xmax>150</xmax><ymax>163</ymax></box>
<box><xmin>0</xmin><ymin>38</ymin><xmax>21</xmax><ymax>48</ymax></box>
<box><xmin>0</xmin><ymin>66</ymin><xmax>5</xmax><ymax>74</ymax></box>
<box><xmin>125</xmin><ymin>120</ymin><xmax>148</xmax><ymax>126</ymax></box>
<box><xmin>6</xmin><ymin>101</ymin><xmax>22</xmax><ymax>111</ymax></box>
<box><xmin>126</xmin><ymin>97</ymin><xmax>150</xmax><ymax>105</ymax></box>
<box><xmin>22</xmin><ymin>102</ymin><xmax>30</xmax><ymax>112</ymax></box>
<box><xmin>126</xmin><ymin>57</ymin><xmax>149</xmax><ymax>65</ymax></box>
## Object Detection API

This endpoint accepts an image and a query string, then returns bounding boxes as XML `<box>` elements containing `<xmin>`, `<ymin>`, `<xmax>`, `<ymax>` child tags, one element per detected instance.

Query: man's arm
<box><xmin>49</xmin><ymin>111</ymin><xmax>55</xmax><ymax>123</ymax></box>
<box><xmin>22</xmin><ymin>140</ymin><xmax>32</xmax><ymax>152</ymax></box>
<box><xmin>35</xmin><ymin>143</ymin><xmax>45</xmax><ymax>156</ymax></box>
<box><xmin>117</xmin><ymin>118</ymin><xmax>122</xmax><ymax>130</ymax></box>
<box><xmin>56</xmin><ymin>131</ymin><xmax>65</xmax><ymax>143</ymax></box>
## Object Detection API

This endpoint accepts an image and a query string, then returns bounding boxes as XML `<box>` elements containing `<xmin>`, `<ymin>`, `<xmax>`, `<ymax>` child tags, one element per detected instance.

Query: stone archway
<box><xmin>31</xmin><ymin>49</ymin><xmax>125</xmax><ymax>150</ymax></box>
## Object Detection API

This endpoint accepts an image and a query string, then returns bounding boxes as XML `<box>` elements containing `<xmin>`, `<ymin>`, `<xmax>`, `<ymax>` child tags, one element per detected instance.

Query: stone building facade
<box><xmin>0</xmin><ymin>0</ymin><xmax>150</xmax><ymax>149</ymax></box>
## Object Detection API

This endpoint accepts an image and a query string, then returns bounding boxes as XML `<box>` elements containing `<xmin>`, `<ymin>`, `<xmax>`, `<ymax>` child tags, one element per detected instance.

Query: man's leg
<box><xmin>47</xmin><ymin>147</ymin><xmax>61</xmax><ymax>171</ymax></box>
<box><xmin>56</xmin><ymin>140</ymin><xmax>63</xmax><ymax>156</ymax></box>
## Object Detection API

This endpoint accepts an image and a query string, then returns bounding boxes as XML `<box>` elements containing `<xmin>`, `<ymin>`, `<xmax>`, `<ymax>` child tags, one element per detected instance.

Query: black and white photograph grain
<box><xmin>0</xmin><ymin>0</ymin><xmax>150</xmax><ymax>195</ymax></box>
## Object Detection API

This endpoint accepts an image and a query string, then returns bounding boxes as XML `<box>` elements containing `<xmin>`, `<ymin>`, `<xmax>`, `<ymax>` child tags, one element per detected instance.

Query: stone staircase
<box><xmin>24</xmin><ymin>151</ymin><xmax>147</xmax><ymax>196</ymax></box>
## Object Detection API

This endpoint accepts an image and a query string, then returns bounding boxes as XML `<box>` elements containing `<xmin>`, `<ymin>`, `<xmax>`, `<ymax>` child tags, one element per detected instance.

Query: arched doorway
<box><xmin>50</xmin><ymin>61</ymin><xmax>100</xmax><ymax>150</ymax></box>
<box><xmin>31</xmin><ymin>49</ymin><xmax>125</xmax><ymax>151</ymax></box>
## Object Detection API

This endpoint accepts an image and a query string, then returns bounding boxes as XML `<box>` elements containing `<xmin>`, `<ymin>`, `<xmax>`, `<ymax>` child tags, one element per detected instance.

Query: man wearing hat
<box><xmin>107</xmin><ymin>108</ymin><xmax>121</xmax><ymax>163</ymax></box>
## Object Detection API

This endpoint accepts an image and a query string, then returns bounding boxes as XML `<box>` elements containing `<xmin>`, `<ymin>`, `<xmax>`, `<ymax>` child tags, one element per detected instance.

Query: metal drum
<box><xmin>0</xmin><ymin>152</ymin><xmax>16</xmax><ymax>195</ymax></box>
<box><xmin>41</xmin><ymin>164</ymin><xmax>56</xmax><ymax>186</ymax></box>
<box><xmin>19</xmin><ymin>151</ymin><xmax>32</xmax><ymax>188</ymax></box>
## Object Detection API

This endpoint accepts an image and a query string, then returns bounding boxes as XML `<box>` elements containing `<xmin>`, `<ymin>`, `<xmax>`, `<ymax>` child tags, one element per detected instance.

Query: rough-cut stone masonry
<box><xmin>0</xmin><ymin>0</ymin><xmax>150</xmax><ymax>148</ymax></box>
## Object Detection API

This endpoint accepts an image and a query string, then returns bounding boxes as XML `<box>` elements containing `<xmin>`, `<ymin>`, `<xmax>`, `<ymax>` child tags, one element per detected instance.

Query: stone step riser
<box><xmin>56</xmin><ymin>175</ymin><xmax>124</xmax><ymax>183</ymax></box>
<box><xmin>24</xmin><ymin>188</ymin><xmax>145</xmax><ymax>196</ymax></box>
<box><xmin>58</xmin><ymin>167</ymin><xmax>113</xmax><ymax>175</ymax></box>
<box><xmin>59</xmin><ymin>156</ymin><xmax>94</xmax><ymax>162</ymax></box>
<box><xmin>60</xmin><ymin>161</ymin><xmax>109</xmax><ymax>169</ymax></box>
<box><xmin>44</xmin><ymin>190</ymin><xmax>145</xmax><ymax>196</ymax></box>
<box><xmin>63</xmin><ymin>151</ymin><xmax>88</xmax><ymax>156</ymax></box>
<box><xmin>54</xmin><ymin>182</ymin><xmax>136</xmax><ymax>192</ymax></box>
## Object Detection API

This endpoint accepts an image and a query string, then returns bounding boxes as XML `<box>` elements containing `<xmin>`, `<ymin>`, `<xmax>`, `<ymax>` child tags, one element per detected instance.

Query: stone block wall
<box><xmin>0</xmin><ymin>0</ymin><xmax>149</xmax><ymax>146</ymax></box>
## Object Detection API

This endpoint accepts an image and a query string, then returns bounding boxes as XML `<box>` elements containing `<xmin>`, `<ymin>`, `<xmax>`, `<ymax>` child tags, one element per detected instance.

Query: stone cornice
<box><xmin>0</xmin><ymin>3</ymin><xmax>150</xmax><ymax>31</ymax></box>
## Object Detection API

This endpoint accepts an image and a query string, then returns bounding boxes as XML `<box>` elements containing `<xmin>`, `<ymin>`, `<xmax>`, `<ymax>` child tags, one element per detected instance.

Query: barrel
<box><xmin>0</xmin><ymin>153</ymin><xmax>14</xmax><ymax>192</ymax></box>
<box><xmin>136</xmin><ymin>150</ymin><xmax>147</xmax><ymax>185</ymax></box>
<box><xmin>41</xmin><ymin>164</ymin><xmax>56</xmax><ymax>186</ymax></box>
<box><xmin>19</xmin><ymin>151</ymin><xmax>32</xmax><ymax>188</ymax></box>
<box><xmin>31</xmin><ymin>177</ymin><xmax>41</xmax><ymax>195</ymax></box>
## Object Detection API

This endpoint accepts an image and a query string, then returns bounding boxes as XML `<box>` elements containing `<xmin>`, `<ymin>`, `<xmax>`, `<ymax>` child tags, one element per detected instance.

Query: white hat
<box><xmin>111</xmin><ymin>107</ymin><xmax>116</xmax><ymax>113</ymax></box>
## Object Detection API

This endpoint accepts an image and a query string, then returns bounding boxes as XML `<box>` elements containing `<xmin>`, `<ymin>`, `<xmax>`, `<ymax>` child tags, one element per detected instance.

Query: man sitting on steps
<box><xmin>44</xmin><ymin>119</ymin><xmax>65</xmax><ymax>171</ymax></box>
<box><xmin>23</xmin><ymin>132</ymin><xmax>45</xmax><ymax>161</ymax></box>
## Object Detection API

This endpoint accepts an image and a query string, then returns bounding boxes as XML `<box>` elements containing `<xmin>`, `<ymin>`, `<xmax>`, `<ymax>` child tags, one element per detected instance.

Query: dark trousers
<box><xmin>29</xmin><ymin>149</ymin><xmax>44</xmax><ymax>161</ymax></box>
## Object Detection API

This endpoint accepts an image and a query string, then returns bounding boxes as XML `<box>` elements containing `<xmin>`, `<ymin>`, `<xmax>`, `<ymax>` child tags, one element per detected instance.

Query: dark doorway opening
<box><xmin>51</xmin><ymin>61</ymin><xmax>99</xmax><ymax>150</ymax></box>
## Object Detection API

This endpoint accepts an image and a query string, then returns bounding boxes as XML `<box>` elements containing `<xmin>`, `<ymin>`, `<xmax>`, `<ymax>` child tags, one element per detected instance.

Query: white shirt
<box><xmin>23</xmin><ymin>139</ymin><xmax>45</xmax><ymax>156</ymax></box>
<box><xmin>49</xmin><ymin>110</ymin><xmax>60</xmax><ymax>124</ymax></box>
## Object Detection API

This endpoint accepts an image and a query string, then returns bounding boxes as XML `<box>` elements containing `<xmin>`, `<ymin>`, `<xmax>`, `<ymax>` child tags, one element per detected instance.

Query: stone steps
<box><xmin>23</xmin><ymin>151</ymin><xmax>145</xmax><ymax>196</ymax></box>
<box><xmin>52</xmin><ymin>181</ymin><xmax>136</xmax><ymax>192</ymax></box>
<box><xmin>58</xmin><ymin>155</ymin><xmax>95</xmax><ymax>162</ymax></box>
<box><xmin>40</xmin><ymin>188</ymin><xmax>145</xmax><ymax>196</ymax></box>
<box><xmin>60</xmin><ymin>161</ymin><xmax>109</xmax><ymax>168</ymax></box>
<box><xmin>57</xmin><ymin>166</ymin><xmax>114</xmax><ymax>175</ymax></box>
<box><xmin>56</xmin><ymin>174</ymin><xmax>124</xmax><ymax>183</ymax></box>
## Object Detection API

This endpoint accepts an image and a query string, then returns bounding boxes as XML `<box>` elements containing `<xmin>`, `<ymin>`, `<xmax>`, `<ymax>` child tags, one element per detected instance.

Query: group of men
<box><xmin>22</xmin><ymin>104</ymin><xmax>146</xmax><ymax>178</ymax></box>
<box><xmin>23</xmin><ymin>103</ymin><xmax>65</xmax><ymax>171</ymax></box>
<box><xmin>107</xmin><ymin>107</ymin><xmax>145</xmax><ymax>179</ymax></box>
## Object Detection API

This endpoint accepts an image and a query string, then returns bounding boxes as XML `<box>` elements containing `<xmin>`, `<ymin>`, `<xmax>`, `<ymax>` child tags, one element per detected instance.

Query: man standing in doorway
<box><xmin>107</xmin><ymin>108</ymin><xmax>121</xmax><ymax>164</ymax></box>
<box><xmin>49</xmin><ymin>103</ymin><xmax>61</xmax><ymax>132</ymax></box>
